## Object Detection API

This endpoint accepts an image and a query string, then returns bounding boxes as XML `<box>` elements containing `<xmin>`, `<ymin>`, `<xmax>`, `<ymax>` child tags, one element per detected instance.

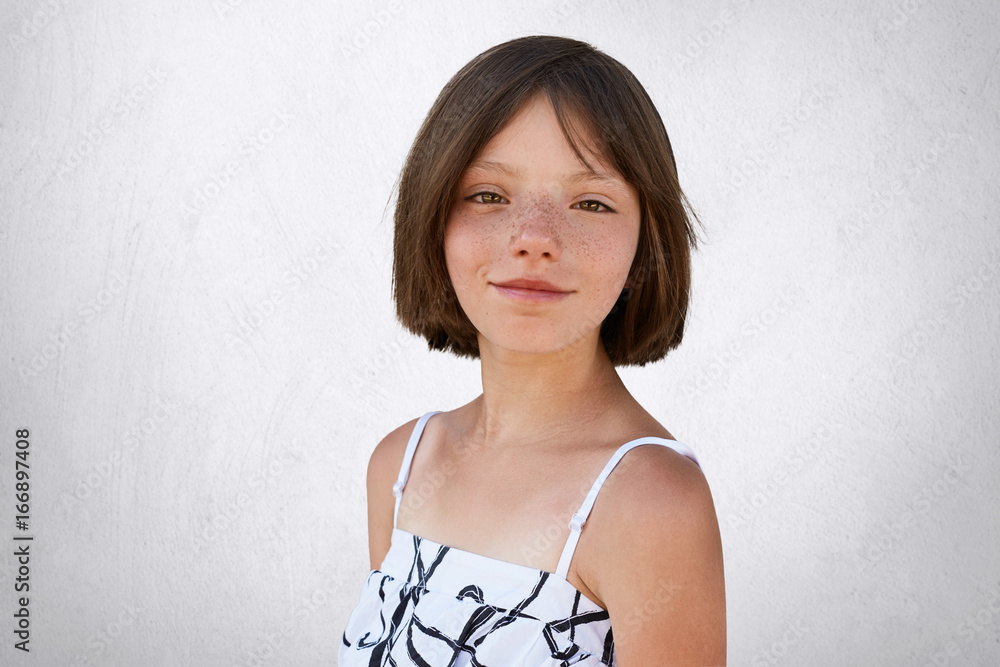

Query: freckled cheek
<box><xmin>596</xmin><ymin>231</ymin><xmax>639</xmax><ymax>287</ymax></box>
<box><xmin>444</xmin><ymin>219</ymin><xmax>494</xmax><ymax>293</ymax></box>
<box><xmin>443</xmin><ymin>225</ymin><xmax>461</xmax><ymax>285</ymax></box>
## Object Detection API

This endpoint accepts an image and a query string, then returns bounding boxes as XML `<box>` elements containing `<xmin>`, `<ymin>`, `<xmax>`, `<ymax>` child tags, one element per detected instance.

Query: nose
<box><xmin>508</xmin><ymin>197</ymin><xmax>562</xmax><ymax>260</ymax></box>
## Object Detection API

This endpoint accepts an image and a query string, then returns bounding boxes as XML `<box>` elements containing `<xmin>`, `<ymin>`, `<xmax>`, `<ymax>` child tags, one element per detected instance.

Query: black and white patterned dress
<box><xmin>339</xmin><ymin>412</ymin><xmax>701</xmax><ymax>666</ymax></box>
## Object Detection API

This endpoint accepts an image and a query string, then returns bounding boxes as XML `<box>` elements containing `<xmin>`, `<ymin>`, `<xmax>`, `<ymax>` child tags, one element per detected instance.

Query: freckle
<box><xmin>520</xmin><ymin>195</ymin><xmax>559</xmax><ymax>224</ymax></box>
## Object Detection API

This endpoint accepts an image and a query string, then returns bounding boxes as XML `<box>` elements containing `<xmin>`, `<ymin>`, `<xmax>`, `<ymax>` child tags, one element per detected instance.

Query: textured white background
<box><xmin>1</xmin><ymin>0</ymin><xmax>998</xmax><ymax>665</ymax></box>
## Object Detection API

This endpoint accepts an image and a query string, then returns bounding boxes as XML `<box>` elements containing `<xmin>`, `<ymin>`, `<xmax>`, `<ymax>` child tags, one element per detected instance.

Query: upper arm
<box><xmin>597</xmin><ymin>450</ymin><xmax>727</xmax><ymax>666</ymax></box>
<box><xmin>365</xmin><ymin>419</ymin><xmax>417</xmax><ymax>571</ymax></box>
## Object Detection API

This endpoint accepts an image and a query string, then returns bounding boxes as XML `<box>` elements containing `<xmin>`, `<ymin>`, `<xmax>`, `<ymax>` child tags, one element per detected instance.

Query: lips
<box><xmin>493</xmin><ymin>278</ymin><xmax>568</xmax><ymax>292</ymax></box>
<box><xmin>490</xmin><ymin>278</ymin><xmax>572</xmax><ymax>302</ymax></box>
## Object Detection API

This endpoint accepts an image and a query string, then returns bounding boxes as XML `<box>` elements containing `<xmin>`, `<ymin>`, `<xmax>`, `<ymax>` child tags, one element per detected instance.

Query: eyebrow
<box><xmin>463</xmin><ymin>159</ymin><xmax>628</xmax><ymax>191</ymax></box>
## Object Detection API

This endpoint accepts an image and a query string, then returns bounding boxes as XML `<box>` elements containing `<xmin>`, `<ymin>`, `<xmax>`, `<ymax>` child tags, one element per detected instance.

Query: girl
<box><xmin>340</xmin><ymin>35</ymin><xmax>726</xmax><ymax>665</ymax></box>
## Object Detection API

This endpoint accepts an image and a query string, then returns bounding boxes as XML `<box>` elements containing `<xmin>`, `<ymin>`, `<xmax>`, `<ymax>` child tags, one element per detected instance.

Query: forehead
<box><xmin>463</xmin><ymin>93</ymin><xmax>622</xmax><ymax>182</ymax></box>
<box><xmin>463</xmin><ymin>158</ymin><xmax>627</xmax><ymax>191</ymax></box>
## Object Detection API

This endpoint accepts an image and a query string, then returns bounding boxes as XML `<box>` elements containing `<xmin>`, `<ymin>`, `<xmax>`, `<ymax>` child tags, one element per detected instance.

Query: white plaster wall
<box><xmin>0</xmin><ymin>0</ymin><xmax>997</xmax><ymax>664</ymax></box>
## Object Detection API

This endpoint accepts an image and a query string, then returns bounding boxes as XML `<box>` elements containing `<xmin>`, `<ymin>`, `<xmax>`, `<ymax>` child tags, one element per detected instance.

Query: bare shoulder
<box><xmin>592</xmin><ymin>444</ymin><xmax>712</xmax><ymax>550</ymax></box>
<box><xmin>367</xmin><ymin>418</ymin><xmax>420</xmax><ymax>490</ymax></box>
<box><xmin>602</xmin><ymin>441</ymin><xmax>706</xmax><ymax>502</ymax></box>
<box><xmin>586</xmin><ymin>443</ymin><xmax>726</xmax><ymax>665</ymax></box>
<box><xmin>365</xmin><ymin>417</ymin><xmax>423</xmax><ymax>570</ymax></box>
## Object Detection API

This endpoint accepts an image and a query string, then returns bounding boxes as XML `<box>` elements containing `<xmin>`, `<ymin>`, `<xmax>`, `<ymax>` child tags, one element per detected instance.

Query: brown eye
<box><xmin>577</xmin><ymin>200</ymin><xmax>613</xmax><ymax>212</ymax></box>
<box><xmin>468</xmin><ymin>192</ymin><xmax>507</xmax><ymax>204</ymax></box>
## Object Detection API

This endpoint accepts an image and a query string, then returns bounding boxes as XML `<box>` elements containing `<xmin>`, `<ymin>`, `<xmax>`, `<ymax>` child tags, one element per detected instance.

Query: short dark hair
<box><xmin>393</xmin><ymin>35</ymin><xmax>701</xmax><ymax>366</ymax></box>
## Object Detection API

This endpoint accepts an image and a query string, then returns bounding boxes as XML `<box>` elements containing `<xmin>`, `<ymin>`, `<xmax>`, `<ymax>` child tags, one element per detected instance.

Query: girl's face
<box><xmin>444</xmin><ymin>93</ymin><xmax>641</xmax><ymax>359</ymax></box>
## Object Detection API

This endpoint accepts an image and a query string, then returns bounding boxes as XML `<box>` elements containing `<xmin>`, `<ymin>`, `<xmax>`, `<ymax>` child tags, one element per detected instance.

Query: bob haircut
<box><xmin>393</xmin><ymin>35</ymin><xmax>701</xmax><ymax>366</ymax></box>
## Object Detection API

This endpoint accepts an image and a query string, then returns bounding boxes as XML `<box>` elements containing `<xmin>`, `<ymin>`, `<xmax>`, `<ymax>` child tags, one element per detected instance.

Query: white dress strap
<box><xmin>392</xmin><ymin>412</ymin><xmax>442</xmax><ymax>528</ymax></box>
<box><xmin>554</xmin><ymin>437</ymin><xmax>700</xmax><ymax>579</ymax></box>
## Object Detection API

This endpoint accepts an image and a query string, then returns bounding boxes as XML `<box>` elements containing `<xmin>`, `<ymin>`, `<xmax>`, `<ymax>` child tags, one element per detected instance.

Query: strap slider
<box><xmin>569</xmin><ymin>512</ymin><xmax>587</xmax><ymax>532</ymax></box>
<box><xmin>392</xmin><ymin>481</ymin><xmax>404</xmax><ymax>498</ymax></box>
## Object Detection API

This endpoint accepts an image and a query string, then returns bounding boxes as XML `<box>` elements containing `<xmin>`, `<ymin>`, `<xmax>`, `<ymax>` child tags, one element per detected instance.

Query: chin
<box><xmin>479</xmin><ymin>330</ymin><xmax>597</xmax><ymax>359</ymax></box>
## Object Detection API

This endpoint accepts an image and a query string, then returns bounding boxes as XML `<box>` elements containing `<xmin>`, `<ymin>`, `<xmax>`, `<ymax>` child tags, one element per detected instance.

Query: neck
<box><xmin>465</xmin><ymin>331</ymin><xmax>631</xmax><ymax>450</ymax></box>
